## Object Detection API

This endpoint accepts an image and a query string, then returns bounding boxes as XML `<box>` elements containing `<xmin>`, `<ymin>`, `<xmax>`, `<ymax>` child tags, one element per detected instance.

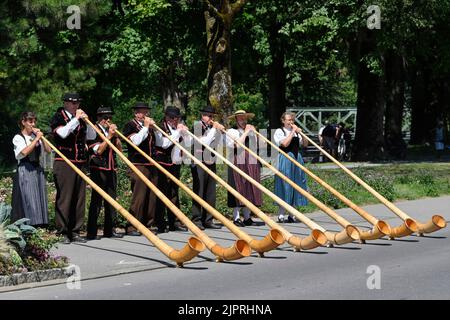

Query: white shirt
<box><xmin>200</xmin><ymin>127</ymin><xmax>219</xmax><ymax>146</ymax></box>
<box><xmin>273</xmin><ymin>127</ymin><xmax>303</xmax><ymax>146</ymax></box>
<box><xmin>154</xmin><ymin>124</ymin><xmax>192</xmax><ymax>164</ymax></box>
<box><xmin>128</xmin><ymin>120</ymin><xmax>150</xmax><ymax>146</ymax></box>
<box><xmin>86</xmin><ymin>124</ymin><xmax>109</xmax><ymax>154</ymax></box>
<box><xmin>55</xmin><ymin>110</ymin><xmax>81</xmax><ymax>139</ymax></box>
<box><xmin>12</xmin><ymin>133</ymin><xmax>42</xmax><ymax>162</ymax></box>
<box><xmin>226</xmin><ymin>128</ymin><xmax>244</xmax><ymax>149</ymax></box>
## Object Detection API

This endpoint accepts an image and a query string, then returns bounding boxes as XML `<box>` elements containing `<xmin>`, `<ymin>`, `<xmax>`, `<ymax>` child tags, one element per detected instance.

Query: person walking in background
<box><xmin>11</xmin><ymin>111</ymin><xmax>51</xmax><ymax>228</ymax></box>
<box><xmin>435</xmin><ymin>120</ymin><xmax>446</xmax><ymax>160</ymax></box>
<box><xmin>273</xmin><ymin>112</ymin><xmax>308</xmax><ymax>223</ymax></box>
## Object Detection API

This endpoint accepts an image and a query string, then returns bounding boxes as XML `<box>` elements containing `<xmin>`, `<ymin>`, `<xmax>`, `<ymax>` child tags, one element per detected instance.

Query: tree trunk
<box><xmin>161</xmin><ymin>62</ymin><xmax>188</xmax><ymax>113</ymax></box>
<box><xmin>204</xmin><ymin>0</ymin><xmax>247</xmax><ymax>125</ymax></box>
<box><xmin>409</xmin><ymin>66</ymin><xmax>432</xmax><ymax>144</ymax></box>
<box><xmin>267</xmin><ymin>24</ymin><xmax>286</xmax><ymax>129</ymax></box>
<box><xmin>353</xmin><ymin>30</ymin><xmax>386</xmax><ymax>161</ymax></box>
<box><xmin>205</xmin><ymin>11</ymin><xmax>233</xmax><ymax>125</ymax></box>
<box><xmin>384</xmin><ymin>51</ymin><xmax>406</xmax><ymax>159</ymax></box>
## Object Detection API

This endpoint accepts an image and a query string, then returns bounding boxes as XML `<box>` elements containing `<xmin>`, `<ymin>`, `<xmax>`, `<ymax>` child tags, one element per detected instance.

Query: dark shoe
<box><xmin>157</xmin><ymin>226</ymin><xmax>169</xmax><ymax>234</ymax></box>
<box><xmin>169</xmin><ymin>223</ymin><xmax>188</xmax><ymax>232</ymax></box>
<box><xmin>86</xmin><ymin>235</ymin><xmax>101</xmax><ymax>241</ymax></box>
<box><xmin>103</xmin><ymin>231</ymin><xmax>124</xmax><ymax>238</ymax></box>
<box><xmin>203</xmin><ymin>223</ymin><xmax>222</xmax><ymax>229</ymax></box>
<box><xmin>243</xmin><ymin>218</ymin><xmax>255</xmax><ymax>226</ymax></box>
<box><xmin>233</xmin><ymin>219</ymin><xmax>245</xmax><ymax>227</ymax></box>
<box><xmin>287</xmin><ymin>216</ymin><xmax>298</xmax><ymax>223</ymax></box>
<box><xmin>126</xmin><ymin>230</ymin><xmax>141</xmax><ymax>236</ymax></box>
<box><xmin>59</xmin><ymin>235</ymin><xmax>71</xmax><ymax>244</ymax></box>
<box><xmin>71</xmin><ymin>234</ymin><xmax>87</xmax><ymax>243</ymax></box>
<box><xmin>194</xmin><ymin>223</ymin><xmax>205</xmax><ymax>230</ymax></box>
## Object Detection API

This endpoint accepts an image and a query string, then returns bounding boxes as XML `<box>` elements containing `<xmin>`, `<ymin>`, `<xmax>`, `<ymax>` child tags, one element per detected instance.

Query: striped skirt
<box><xmin>274</xmin><ymin>152</ymin><xmax>308</xmax><ymax>207</ymax></box>
<box><xmin>11</xmin><ymin>162</ymin><xmax>49</xmax><ymax>226</ymax></box>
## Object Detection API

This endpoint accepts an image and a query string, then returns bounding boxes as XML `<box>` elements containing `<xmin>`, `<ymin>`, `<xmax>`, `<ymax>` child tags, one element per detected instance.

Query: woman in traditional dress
<box><xmin>226</xmin><ymin>110</ymin><xmax>262</xmax><ymax>227</ymax></box>
<box><xmin>273</xmin><ymin>111</ymin><xmax>308</xmax><ymax>223</ymax></box>
<box><xmin>11</xmin><ymin>111</ymin><xmax>51</xmax><ymax>227</ymax></box>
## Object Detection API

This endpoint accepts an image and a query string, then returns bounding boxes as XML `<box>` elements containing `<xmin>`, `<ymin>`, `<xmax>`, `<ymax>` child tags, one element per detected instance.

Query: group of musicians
<box><xmin>11</xmin><ymin>92</ymin><xmax>309</xmax><ymax>244</ymax></box>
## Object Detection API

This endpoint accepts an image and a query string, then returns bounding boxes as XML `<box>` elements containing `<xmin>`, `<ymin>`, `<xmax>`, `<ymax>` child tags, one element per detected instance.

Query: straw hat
<box><xmin>228</xmin><ymin>109</ymin><xmax>255</xmax><ymax>120</ymax></box>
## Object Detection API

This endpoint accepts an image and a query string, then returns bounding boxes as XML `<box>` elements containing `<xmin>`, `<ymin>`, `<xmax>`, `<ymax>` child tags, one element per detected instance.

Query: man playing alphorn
<box><xmin>86</xmin><ymin>106</ymin><xmax>124</xmax><ymax>240</ymax></box>
<box><xmin>122</xmin><ymin>102</ymin><xmax>158</xmax><ymax>235</ymax></box>
<box><xmin>190</xmin><ymin>105</ymin><xmax>224</xmax><ymax>230</ymax></box>
<box><xmin>49</xmin><ymin>92</ymin><xmax>88</xmax><ymax>244</ymax></box>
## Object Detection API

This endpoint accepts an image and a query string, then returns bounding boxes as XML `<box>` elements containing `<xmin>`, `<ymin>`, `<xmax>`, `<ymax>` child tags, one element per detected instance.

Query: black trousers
<box><xmin>191</xmin><ymin>163</ymin><xmax>216</xmax><ymax>225</ymax></box>
<box><xmin>53</xmin><ymin>161</ymin><xmax>86</xmax><ymax>237</ymax></box>
<box><xmin>87</xmin><ymin>169</ymin><xmax>117</xmax><ymax>237</ymax></box>
<box><xmin>155</xmin><ymin>164</ymin><xmax>181</xmax><ymax>229</ymax></box>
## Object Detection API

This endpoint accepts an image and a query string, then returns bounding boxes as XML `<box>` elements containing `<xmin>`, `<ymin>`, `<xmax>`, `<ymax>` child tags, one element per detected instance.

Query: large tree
<box><xmin>204</xmin><ymin>0</ymin><xmax>247</xmax><ymax>123</ymax></box>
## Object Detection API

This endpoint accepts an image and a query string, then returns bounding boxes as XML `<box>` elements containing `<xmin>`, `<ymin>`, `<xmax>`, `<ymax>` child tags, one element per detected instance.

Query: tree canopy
<box><xmin>1</xmin><ymin>0</ymin><xmax>449</xmax><ymax>165</ymax></box>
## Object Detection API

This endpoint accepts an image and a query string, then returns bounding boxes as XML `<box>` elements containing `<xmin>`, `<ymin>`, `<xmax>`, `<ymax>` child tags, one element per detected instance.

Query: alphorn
<box><xmin>41</xmin><ymin>135</ymin><xmax>204</xmax><ymax>267</ymax></box>
<box><xmin>254</xmin><ymin>130</ymin><xmax>391</xmax><ymax>242</ymax></box>
<box><xmin>221</xmin><ymin>127</ymin><xmax>362</xmax><ymax>244</ymax></box>
<box><xmin>153</xmin><ymin>124</ymin><xmax>328</xmax><ymax>251</ymax></box>
<box><xmin>115</xmin><ymin>129</ymin><xmax>283</xmax><ymax>256</ymax></box>
<box><xmin>85</xmin><ymin>119</ymin><xmax>250</xmax><ymax>262</ymax></box>
<box><xmin>299</xmin><ymin>131</ymin><xmax>447</xmax><ymax>237</ymax></box>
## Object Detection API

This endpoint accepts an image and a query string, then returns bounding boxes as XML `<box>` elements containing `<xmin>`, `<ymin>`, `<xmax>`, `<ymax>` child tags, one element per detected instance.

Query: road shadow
<box><xmin>329</xmin><ymin>245</ymin><xmax>362</xmax><ymax>250</ymax></box>
<box><xmin>381</xmin><ymin>238</ymin><xmax>419</xmax><ymax>243</ymax></box>
<box><xmin>411</xmin><ymin>234</ymin><xmax>447</xmax><ymax>239</ymax></box>
<box><xmin>72</xmin><ymin>243</ymin><xmax>175</xmax><ymax>268</ymax></box>
<box><xmin>361</xmin><ymin>242</ymin><xmax>393</xmax><ymax>246</ymax></box>
<box><xmin>276</xmin><ymin>247</ymin><xmax>329</xmax><ymax>255</ymax></box>
<box><xmin>250</xmin><ymin>254</ymin><xmax>287</xmax><ymax>260</ymax></box>
<box><xmin>221</xmin><ymin>261</ymin><xmax>254</xmax><ymax>266</ymax></box>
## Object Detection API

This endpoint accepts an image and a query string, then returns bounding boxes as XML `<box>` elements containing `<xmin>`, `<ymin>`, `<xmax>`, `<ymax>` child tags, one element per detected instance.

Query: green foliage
<box><xmin>0</xmin><ymin>202</ymin><xmax>12</xmax><ymax>225</ymax></box>
<box><xmin>0</xmin><ymin>224</ymin><xmax>13</xmax><ymax>261</ymax></box>
<box><xmin>2</xmin><ymin>218</ymin><xmax>37</xmax><ymax>251</ymax></box>
<box><xmin>0</xmin><ymin>202</ymin><xmax>68</xmax><ymax>275</ymax></box>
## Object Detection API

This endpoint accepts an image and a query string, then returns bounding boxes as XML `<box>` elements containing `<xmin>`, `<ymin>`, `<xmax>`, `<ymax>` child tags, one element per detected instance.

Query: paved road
<box><xmin>1</xmin><ymin>196</ymin><xmax>449</xmax><ymax>300</ymax></box>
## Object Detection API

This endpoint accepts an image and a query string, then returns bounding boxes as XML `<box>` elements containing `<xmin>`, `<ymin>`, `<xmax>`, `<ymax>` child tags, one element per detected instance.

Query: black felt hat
<box><xmin>199</xmin><ymin>105</ymin><xmax>217</xmax><ymax>114</ymax></box>
<box><xmin>165</xmin><ymin>106</ymin><xmax>182</xmax><ymax>118</ymax></box>
<box><xmin>62</xmin><ymin>92</ymin><xmax>82</xmax><ymax>102</ymax></box>
<box><xmin>96</xmin><ymin>106</ymin><xmax>114</xmax><ymax>115</ymax></box>
<box><xmin>133</xmin><ymin>102</ymin><xmax>150</xmax><ymax>110</ymax></box>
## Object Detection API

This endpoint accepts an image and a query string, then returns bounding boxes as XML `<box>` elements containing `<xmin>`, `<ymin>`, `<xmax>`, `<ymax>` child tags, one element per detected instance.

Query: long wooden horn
<box><xmin>254</xmin><ymin>130</ymin><xmax>391</xmax><ymax>242</ymax></box>
<box><xmin>220</xmin><ymin>127</ymin><xmax>361</xmax><ymax>245</ymax></box>
<box><xmin>153</xmin><ymin>124</ymin><xmax>327</xmax><ymax>251</ymax></box>
<box><xmin>298</xmin><ymin>131</ymin><xmax>446</xmax><ymax>237</ymax></box>
<box><xmin>115</xmin><ymin>129</ymin><xmax>282</xmax><ymax>257</ymax></box>
<box><xmin>41</xmin><ymin>135</ymin><xmax>204</xmax><ymax>267</ymax></box>
<box><xmin>85</xmin><ymin>119</ymin><xmax>249</xmax><ymax>262</ymax></box>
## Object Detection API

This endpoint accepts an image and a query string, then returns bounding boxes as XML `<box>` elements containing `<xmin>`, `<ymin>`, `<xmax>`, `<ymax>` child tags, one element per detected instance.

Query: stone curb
<box><xmin>0</xmin><ymin>267</ymin><xmax>74</xmax><ymax>287</ymax></box>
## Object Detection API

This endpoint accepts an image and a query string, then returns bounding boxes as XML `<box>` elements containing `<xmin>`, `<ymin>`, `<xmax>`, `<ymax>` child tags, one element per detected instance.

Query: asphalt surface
<box><xmin>0</xmin><ymin>196</ymin><xmax>449</xmax><ymax>300</ymax></box>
